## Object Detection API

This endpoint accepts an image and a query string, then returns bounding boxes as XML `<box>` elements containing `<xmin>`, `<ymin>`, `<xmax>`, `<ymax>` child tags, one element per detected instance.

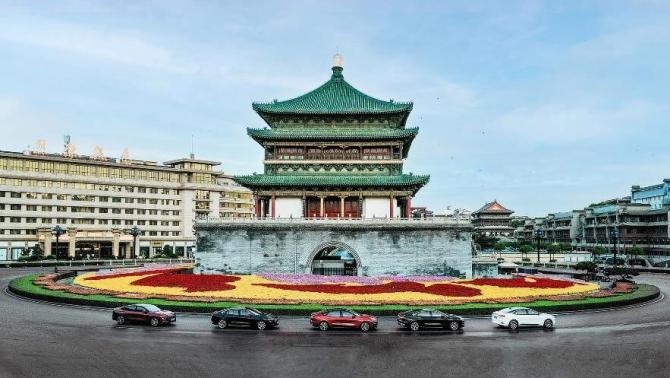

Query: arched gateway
<box><xmin>307</xmin><ymin>242</ymin><xmax>362</xmax><ymax>276</ymax></box>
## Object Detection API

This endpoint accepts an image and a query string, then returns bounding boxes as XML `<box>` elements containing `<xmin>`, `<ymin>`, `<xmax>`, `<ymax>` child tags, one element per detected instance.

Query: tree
<box><xmin>161</xmin><ymin>244</ymin><xmax>176</xmax><ymax>258</ymax></box>
<box><xmin>592</xmin><ymin>246</ymin><xmax>607</xmax><ymax>262</ymax></box>
<box><xmin>494</xmin><ymin>242</ymin><xmax>506</xmax><ymax>251</ymax></box>
<box><xmin>629</xmin><ymin>246</ymin><xmax>644</xmax><ymax>256</ymax></box>
<box><xmin>519</xmin><ymin>244</ymin><xmax>533</xmax><ymax>259</ymax></box>
<box><xmin>31</xmin><ymin>245</ymin><xmax>44</xmax><ymax>260</ymax></box>
<box><xmin>546</xmin><ymin>244</ymin><xmax>560</xmax><ymax>261</ymax></box>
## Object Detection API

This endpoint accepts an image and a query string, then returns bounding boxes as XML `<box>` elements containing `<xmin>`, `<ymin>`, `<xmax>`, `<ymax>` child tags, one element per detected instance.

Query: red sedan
<box><xmin>112</xmin><ymin>304</ymin><xmax>176</xmax><ymax>327</ymax></box>
<box><xmin>310</xmin><ymin>308</ymin><xmax>378</xmax><ymax>332</ymax></box>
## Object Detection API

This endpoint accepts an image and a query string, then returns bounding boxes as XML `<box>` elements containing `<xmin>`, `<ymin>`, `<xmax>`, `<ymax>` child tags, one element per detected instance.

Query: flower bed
<box><xmin>52</xmin><ymin>268</ymin><xmax>607</xmax><ymax>306</ymax></box>
<box><xmin>9</xmin><ymin>273</ymin><xmax>659</xmax><ymax>316</ymax></box>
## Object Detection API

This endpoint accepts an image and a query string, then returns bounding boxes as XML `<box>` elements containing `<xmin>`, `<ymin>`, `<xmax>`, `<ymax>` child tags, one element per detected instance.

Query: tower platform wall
<box><xmin>194</xmin><ymin>218</ymin><xmax>473</xmax><ymax>277</ymax></box>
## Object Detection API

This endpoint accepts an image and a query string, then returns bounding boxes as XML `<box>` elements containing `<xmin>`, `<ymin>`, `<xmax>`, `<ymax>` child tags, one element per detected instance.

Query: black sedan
<box><xmin>397</xmin><ymin>309</ymin><xmax>464</xmax><ymax>331</ymax></box>
<box><xmin>211</xmin><ymin>307</ymin><xmax>279</xmax><ymax>330</ymax></box>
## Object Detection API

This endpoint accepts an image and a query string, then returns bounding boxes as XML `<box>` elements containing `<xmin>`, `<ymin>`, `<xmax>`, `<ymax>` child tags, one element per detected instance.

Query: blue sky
<box><xmin>1</xmin><ymin>1</ymin><xmax>668</xmax><ymax>216</ymax></box>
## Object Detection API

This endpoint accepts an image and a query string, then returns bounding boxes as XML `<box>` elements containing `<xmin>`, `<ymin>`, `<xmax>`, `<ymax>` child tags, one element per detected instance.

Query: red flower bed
<box><xmin>131</xmin><ymin>273</ymin><xmax>241</xmax><ymax>292</ymax></box>
<box><xmin>462</xmin><ymin>277</ymin><xmax>575</xmax><ymax>289</ymax></box>
<box><xmin>85</xmin><ymin>268</ymin><xmax>182</xmax><ymax>281</ymax></box>
<box><xmin>255</xmin><ymin>281</ymin><xmax>481</xmax><ymax>297</ymax></box>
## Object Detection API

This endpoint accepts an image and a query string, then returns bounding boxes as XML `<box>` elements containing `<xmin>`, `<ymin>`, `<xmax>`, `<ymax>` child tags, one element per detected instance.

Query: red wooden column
<box><xmin>389</xmin><ymin>196</ymin><xmax>394</xmax><ymax>219</ymax></box>
<box><xmin>254</xmin><ymin>195</ymin><xmax>261</xmax><ymax>218</ymax></box>
<box><xmin>405</xmin><ymin>196</ymin><xmax>412</xmax><ymax>219</ymax></box>
<box><xmin>271</xmin><ymin>193</ymin><xmax>276</xmax><ymax>219</ymax></box>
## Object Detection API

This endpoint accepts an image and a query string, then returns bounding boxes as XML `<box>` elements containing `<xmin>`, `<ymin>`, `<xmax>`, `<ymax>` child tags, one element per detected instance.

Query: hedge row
<box><xmin>8</xmin><ymin>274</ymin><xmax>660</xmax><ymax>316</ymax></box>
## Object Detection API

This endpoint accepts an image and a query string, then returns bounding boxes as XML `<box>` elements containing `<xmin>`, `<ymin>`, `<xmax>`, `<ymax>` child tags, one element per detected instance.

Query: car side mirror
<box><xmin>351</xmin><ymin>315</ymin><xmax>356</xmax><ymax>318</ymax></box>
<box><xmin>143</xmin><ymin>310</ymin><xmax>148</xmax><ymax>314</ymax></box>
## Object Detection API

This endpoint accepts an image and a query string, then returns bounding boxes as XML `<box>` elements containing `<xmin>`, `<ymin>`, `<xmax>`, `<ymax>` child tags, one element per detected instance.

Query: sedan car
<box><xmin>112</xmin><ymin>304</ymin><xmax>176</xmax><ymax>327</ymax></box>
<box><xmin>491</xmin><ymin>307</ymin><xmax>556</xmax><ymax>330</ymax></box>
<box><xmin>397</xmin><ymin>309</ymin><xmax>464</xmax><ymax>331</ymax></box>
<box><xmin>310</xmin><ymin>308</ymin><xmax>377</xmax><ymax>332</ymax></box>
<box><xmin>211</xmin><ymin>307</ymin><xmax>279</xmax><ymax>330</ymax></box>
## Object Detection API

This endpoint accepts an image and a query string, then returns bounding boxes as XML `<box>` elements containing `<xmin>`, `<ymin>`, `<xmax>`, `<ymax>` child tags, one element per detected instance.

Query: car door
<box><xmin>238</xmin><ymin>309</ymin><xmax>253</xmax><ymax>327</ymax></box>
<box><xmin>339</xmin><ymin>311</ymin><xmax>357</xmax><ymax>327</ymax></box>
<box><xmin>514</xmin><ymin>309</ymin><xmax>529</xmax><ymax>325</ymax></box>
<box><xmin>135</xmin><ymin>305</ymin><xmax>149</xmax><ymax>323</ymax></box>
<box><xmin>416</xmin><ymin>310</ymin><xmax>433</xmax><ymax>327</ymax></box>
<box><xmin>228</xmin><ymin>309</ymin><xmax>242</xmax><ymax>326</ymax></box>
<box><xmin>526</xmin><ymin>309</ymin><xmax>542</xmax><ymax>325</ymax></box>
<box><xmin>431</xmin><ymin>310</ymin><xmax>446</xmax><ymax>327</ymax></box>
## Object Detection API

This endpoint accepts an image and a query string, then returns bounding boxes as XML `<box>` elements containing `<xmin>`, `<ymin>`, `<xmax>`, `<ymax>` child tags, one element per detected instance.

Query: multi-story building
<box><xmin>631</xmin><ymin>179</ymin><xmax>670</xmax><ymax>210</ymax></box>
<box><xmin>544</xmin><ymin>211</ymin><xmax>584</xmax><ymax>247</ymax></box>
<box><xmin>583</xmin><ymin>203</ymin><xmax>669</xmax><ymax>255</ymax></box>
<box><xmin>0</xmin><ymin>150</ymin><xmax>253</xmax><ymax>260</ymax></box>
<box><xmin>520</xmin><ymin>217</ymin><xmax>545</xmax><ymax>242</ymax></box>
<box><xmin>472</xmin><ymin>200</ymin><xmax>514</xmax><ymax>237</ymax></box>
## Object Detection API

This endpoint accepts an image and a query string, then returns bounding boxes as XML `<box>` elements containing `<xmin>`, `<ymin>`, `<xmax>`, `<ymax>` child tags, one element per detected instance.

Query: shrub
<box><xmin>575</xmin><ymin>261</ymin><xmax>597</xmax><ymax>272</ymax></box>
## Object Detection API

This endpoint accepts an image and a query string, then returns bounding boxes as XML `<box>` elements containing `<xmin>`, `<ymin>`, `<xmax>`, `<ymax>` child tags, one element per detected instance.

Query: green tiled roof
<box><xmin>247</xmin><ymin>127</ymin><xmax>419</xmax><ymax>141</ymax></box>
<box><xmin>234</xmin><ymin>174</ymin><xmax>429</xmax><ymax>189</ymax></box>
<box><xmin>252</xmin><ymin>67</ymin><xmax>412</xmax><ymax>115</ymax></box>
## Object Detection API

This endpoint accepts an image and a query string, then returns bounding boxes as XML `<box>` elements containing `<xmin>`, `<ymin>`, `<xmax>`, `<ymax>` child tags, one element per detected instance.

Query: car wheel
<box><xmin>508</xmin><ymin>320</ymin><xmax>519</xmax><ymax>330</ymax></box>
<box><xmin>257</xmin><ymin>320</ymin><xmax>267</xmax><ymax>330</ymax></box>
<box><xmin>319</xmin><ymin>321</ymin><xmax>329</xmax><ymax>331</ymax></box>
<box><xmin>217</xmin><ymin>319</ymin><xmax>227</xmax><ymax>329</ymax></box>
<box><xmin>360</xmin><ymin>322</ymin><xmax>371</xmax><ymax>332</ymax></box>
<box><xmin>117</xmin><ymin>315</ymin><xmax>125</xmax><ymax>325</ymax></box>
<box><xmin>543</xmin><ymin>319</ymin><xmax>554</xmax><ymax>329</ymax></box>
<box><xmin>150</xmin><ymin>318</ymin><xmax>160</xmax><ymax>327</ymax></box>
<box><xmin>410</xmin><ymin>322</ymin><xmax>420</xmax><ymax>331</ymax></box>
<box><xmin>449</xmin><ymin>321</ymin><xmax>460</xmax><ymax>331</ymax></box>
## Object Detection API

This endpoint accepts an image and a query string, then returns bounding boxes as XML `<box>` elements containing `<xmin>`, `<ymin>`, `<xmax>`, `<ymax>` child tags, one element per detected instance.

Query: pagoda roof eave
<box><xmin>233</xmin><ymin>174</ymin><xmax>429</xmax><ymax>194</ymax></box>
<box><xmin>246</xmin><ymin>127</ymin><xmax>419</xmax><ymax>141</ymax></box>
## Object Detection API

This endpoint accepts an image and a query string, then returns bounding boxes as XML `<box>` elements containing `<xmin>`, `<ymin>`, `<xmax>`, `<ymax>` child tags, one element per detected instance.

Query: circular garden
<box><xmin>9</xmin><ymin>264</ymin><xmax>659</xmax><ymax>315</ymax></box>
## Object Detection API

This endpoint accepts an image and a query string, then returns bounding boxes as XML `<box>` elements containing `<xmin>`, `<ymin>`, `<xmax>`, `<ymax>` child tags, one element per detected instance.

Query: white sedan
<box><xmin>491</xmin><ymin>307</ymin><xmax>556</xmax><ymax>330</ymax></box>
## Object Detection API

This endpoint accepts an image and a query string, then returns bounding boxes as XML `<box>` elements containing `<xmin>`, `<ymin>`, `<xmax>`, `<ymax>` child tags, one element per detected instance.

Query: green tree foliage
<box><xmin>574</xmin><ymin>261</ymin><xmax>598</xmax><ymax>272</ymax></box>
<box><xmin>629</xmin><ymin>246</ymin><xmax>644</xmax><ymax>256</ymax></box>
<box><xmin>519</xmin><ymin>244</ymin><xmax>533</xmax><ymax>259</ymax></box>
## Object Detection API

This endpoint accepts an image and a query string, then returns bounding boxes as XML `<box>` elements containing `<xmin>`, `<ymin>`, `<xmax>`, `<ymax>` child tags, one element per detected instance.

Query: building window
<box><xmin>10</xmin><ymin>204</ymin><xmax>21</xmax><ymax>210</ymax></box>
<box><xmin>10</xmin><ymin>217</ymin><xmax>21</xmax><ymax>223</ymax></box>
<box><xmin>10</xmin><ymin>192</ymin><xmax>21</xmax><ymax>198</ymax></box>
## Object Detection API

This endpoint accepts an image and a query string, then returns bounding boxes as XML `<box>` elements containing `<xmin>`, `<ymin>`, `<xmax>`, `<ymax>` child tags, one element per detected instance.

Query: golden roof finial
<box><xmin>332</xmin><ymin>53</ymin><xmax>343</xmax><ymax>68</ymax></box>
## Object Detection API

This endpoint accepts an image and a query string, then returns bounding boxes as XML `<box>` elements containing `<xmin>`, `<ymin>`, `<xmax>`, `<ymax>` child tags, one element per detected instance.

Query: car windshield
<box><xmin>140</xmin><ymin>305</ymin><xmax>161</xmax><ymax>312</ymax></box>
<box><xmin>247</xmin><ymin>308</ymin><xmax>262</xmax><ymax>315</ymax></box>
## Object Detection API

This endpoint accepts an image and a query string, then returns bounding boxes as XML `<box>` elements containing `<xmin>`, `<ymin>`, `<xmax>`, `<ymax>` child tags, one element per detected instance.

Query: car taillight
<box><xmin>399</xmin><ymin>317</ymin><xmax>406</xmax><ymax>321</ymax></box>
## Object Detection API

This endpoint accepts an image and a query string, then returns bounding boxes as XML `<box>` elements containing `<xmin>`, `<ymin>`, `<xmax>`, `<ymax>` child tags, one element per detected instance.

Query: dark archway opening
<box><xmin>310</xmin><ymin>244</ymin><xmax>358</xmax><ymax>276</ymax></box>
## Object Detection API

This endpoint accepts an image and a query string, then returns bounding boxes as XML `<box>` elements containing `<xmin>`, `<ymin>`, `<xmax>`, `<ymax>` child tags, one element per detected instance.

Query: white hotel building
<box><xmin>0</xmin><ymin>149</ymin><xmax>253</xmax><ymax>260</ymax></box>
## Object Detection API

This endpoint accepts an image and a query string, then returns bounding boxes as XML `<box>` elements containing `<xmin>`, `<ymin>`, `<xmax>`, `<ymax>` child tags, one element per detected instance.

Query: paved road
<box><xmin>1</xmin><ymin>269</ymin><xmax>669</xmax><ymax>377</ymax></box>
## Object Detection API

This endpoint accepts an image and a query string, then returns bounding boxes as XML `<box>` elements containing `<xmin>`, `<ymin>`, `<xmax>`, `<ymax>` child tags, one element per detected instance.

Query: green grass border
<box><xmin>8</xmin><ymin>274</ymin><xmax>660</xmax><ymax>316</ymax></box>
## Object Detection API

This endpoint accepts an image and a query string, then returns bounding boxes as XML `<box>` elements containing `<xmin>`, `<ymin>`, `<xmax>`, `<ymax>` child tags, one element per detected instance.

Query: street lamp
<box><xmin>534</xmin><ymin>228</ymin><xmax>545</xmax><ymax>263</ymax></box>
<box><xmin>609</xmin><ymin>227</ymin><xmax>619</xmax><ymax>267</ymax></box>
<box><xmin>51</xmin><ymin>225</ymin><xmax>65</xmax><ymax>272</ymax></box>
<box><xmin>128</xmin><ymin>226</ymin><xmax>141</xmax><ymax>259</ymax></box>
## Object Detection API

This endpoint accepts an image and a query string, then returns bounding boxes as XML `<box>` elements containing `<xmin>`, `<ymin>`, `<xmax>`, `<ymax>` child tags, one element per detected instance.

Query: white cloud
<box><xmin>0</xmin><ymin>22</ymin><xmax>196</xmax><ymax>74</ymax></box>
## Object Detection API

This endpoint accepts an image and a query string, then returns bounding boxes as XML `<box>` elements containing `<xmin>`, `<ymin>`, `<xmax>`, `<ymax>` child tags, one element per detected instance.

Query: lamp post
<box><xmin>609</xmin><ymin>227</ymin><xmax>619</xmax><ymax>267</ymax></box>
<box><xmin>51</xmin><ymin>225</ymin><xmax>65</xmax><ymax>272</ymax></box>
<box><xmin>129</xmin><ymin>226</ymin><xmax>141</xmax><ymax>259</ymax></box>
<box><xmin>535</xmin><ymin>228</ymin><xmax>544</xmax><ymax>263</ymax></box>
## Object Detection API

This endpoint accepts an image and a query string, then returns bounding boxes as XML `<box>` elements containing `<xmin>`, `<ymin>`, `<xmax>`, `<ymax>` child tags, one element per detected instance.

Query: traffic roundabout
<box><xmin>2</xmin><ymin>268</ymin><xmax>670</xmax><ymax>377</ymax></box>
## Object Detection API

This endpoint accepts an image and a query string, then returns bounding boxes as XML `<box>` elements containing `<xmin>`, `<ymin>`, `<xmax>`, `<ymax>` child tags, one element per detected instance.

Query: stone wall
<box><xmin>195</xmin><ymin>220</ymin><xmax>473</xmax><ymax>277</ymax></box>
